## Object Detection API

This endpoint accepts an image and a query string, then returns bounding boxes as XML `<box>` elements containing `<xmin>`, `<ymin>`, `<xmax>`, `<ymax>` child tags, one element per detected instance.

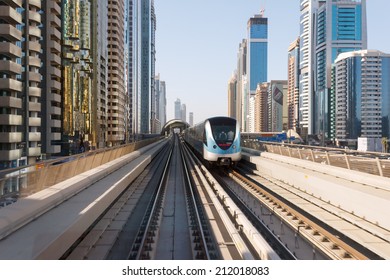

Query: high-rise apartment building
<box><xmin>334</xmin><ymin>50</ymin><xmax>390</xmax><ymax>142</ymax></box>
<box><xmin>91</xmin><ymin>1</ymin><xmax>108</xmax><ymax>148</ymax></box>
<box><xmin>0</xmin><ymin>1</ymin><xmax>42</xmax><ymax>169</ymax></box>
<box><xmin>299</xmin><ymin>0</ymin><xmax>316</xmax><ymax>138</ymax></box>
<box><xmin>313</xmin><ymin>0</ymin><xmax>367</xmax><ymax>141</ymax></box>
<box><xmin>254</xmin><ymin>82</ymin><xmax>269</xmax><ymax>132</ymax></box>
<box><xmin>41</xmin><ymin>0</ymin><xmax>62</xmax><ymax>157</ymax></box>
<box><xmin>287</xmin><ymin>38</ymin><xmax>300</xmax><ymax>131</ymax></box>
<box><xmin>107</xmin><ymin>0</ymin><xmax>126</xmax><ymax>145</ymax></box>
<box><xmin>235</xmin><ymin>39</ymin><xmax>247</xmax><ymax>130</ymax></box>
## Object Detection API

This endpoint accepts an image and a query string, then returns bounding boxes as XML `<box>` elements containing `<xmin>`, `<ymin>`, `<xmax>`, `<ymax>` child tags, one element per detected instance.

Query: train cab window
<box><xmin>209</xmin><ymin>117</ymin><xmax>236</xmax><ymax>150</ymax></box>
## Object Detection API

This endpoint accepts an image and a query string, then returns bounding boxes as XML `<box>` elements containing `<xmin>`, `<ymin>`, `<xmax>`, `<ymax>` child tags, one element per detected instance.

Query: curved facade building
<box><xmin>334</xmin><ymin>50</ymin><xmax>390</xmax><ymax>141</ymax></box>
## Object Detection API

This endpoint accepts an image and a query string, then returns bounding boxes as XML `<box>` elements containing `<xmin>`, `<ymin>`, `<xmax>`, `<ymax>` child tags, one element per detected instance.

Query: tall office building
<box><xmin>247</xmin><ymin>13</ymin><xmax>268</xmax><ymax>96</ymax></box>
<box><xmin>107</xmin><ymin>0</ymin><xmax>126</xmax><ymax>145</ymax></box>
<box><xmin>287</xmin><ymin>38</ymin><xmax>300</xmax><ymax>131</ymax></box>
<box><xmin>245</xmin><ymin>12</ymin><xmax>268</xmax><ymax>132</ymax></box>
<box><xmin>0</xmin><ymin>1</ymin><xmax>42</xmax><ymax>169</ymax></box>
<box><xmin>174</xmin><ymin>98</ymin><xmax>181</xmax><ymax>120</ymax></box>
<box><xmin>313</xmin><ymin>0</ymin><xmax>367</xmax><ymax>141</ymax></box>
<box><xmin>41</xmin><ymin>0</ymin><xmax>62</xmax><ymax>157</ymax></box>
<box><xmin>334</xmin><ymin>50</ymin><xmax>390</xmax><ymax>142</ymax></box>
<box><xmin>132</xmin><ymin>0</ymin><xmax>156</xmax><ymax>134</ymax></box>
<box><xmin>181</xmin><ymin>104</ymin><xmax>186</xmax><ymax>123</ymax></box>
<box><xmin>155</xmin><ymin>74</ymin><xmax>166</xmax><ymax>129</ymax></box>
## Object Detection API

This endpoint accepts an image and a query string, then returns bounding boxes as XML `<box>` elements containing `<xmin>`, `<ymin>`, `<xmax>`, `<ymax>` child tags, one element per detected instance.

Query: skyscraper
<box><xmin>0</xmin><ymin>1</ymin><xmax>42</xmax><ymax>169</ymax></box>
<box><xmin>236</xmin><ymin>39</ymin><xmax>247</xmax><ymax>131</ymax></box>
<box><xmin>62</xmin><ymin>0</ymin><xmax>99</xmax><ymax>151</ymax></box>
<box><xmin>155</xmin><ymin>74</ymin><xmax>167</xmax><ymax>129</ymax></box>
<box><xmin>247</xmin><ymin>13</ymin><xmax>268</xmax><ymax>95</ymax></box>
<box><xmin>174</xmin><ymin>99</ymin><xmax>181</xmax><ymax>120</ymax></box>
<box><xmin>132</xmin><ymin>0</ymin><xmax>156</xmax><ymax>134</ymax></box>
<box><xmin>245</xmin><ymin>12</ymin><xmax>268</xmax><ymax>131</ymax></box>
<box><xmin>107</xmin><ymin>0</ymin><xmax>126</xmax><ymax>145</ymax></box>
<box><xmin>334</xmin><ymin>50</ymin><xmax>390</xmax><ymax>142</ymax></box>
<box><xmin>299</xmin><ymin>0</ymin><xmax>316</xmax><ymax>138</ymax></box>
<box><xmin>287</xmin><ymin>38</ymin><xmax>300</xmax><ymax>131</ymax></box>
<box><xmin>42</xmin><ymin>0</ymin><xmax>62</xmax><ymax>157</ymax></box>
<box><xmin>181</xmin><ymin>104</ymin><xmax>186</xmax><ymax>123</ymax></box>
<box><xmin>313</xmin><ymin>0</ymin><xmax>367</xmax><ymax>141</ymax></box>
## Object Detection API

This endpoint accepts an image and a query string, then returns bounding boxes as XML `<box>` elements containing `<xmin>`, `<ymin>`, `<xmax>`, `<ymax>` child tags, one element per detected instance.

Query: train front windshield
<box><xmin>209</xmin><ymin>118</ymin><xmax>236</xmax><ymax>150</ymax></box>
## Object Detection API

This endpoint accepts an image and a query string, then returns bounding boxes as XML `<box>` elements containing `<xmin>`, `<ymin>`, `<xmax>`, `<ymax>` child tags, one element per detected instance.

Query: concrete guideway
<box><xmin>242</xmin><ymin>148</ymin><xmax>390</xmax><ymax>259</ymax></box>
<box><xmin>0</xmin><ymin>139</ymin><xmax>168</xmax><ymax>259</ymax></box>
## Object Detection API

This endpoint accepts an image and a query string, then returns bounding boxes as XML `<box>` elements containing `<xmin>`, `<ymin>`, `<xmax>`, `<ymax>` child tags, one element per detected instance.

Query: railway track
<box><xmin>223</xmin><ymin>163</ymin><xmax>386</xmax><ymax>259</ymax></box>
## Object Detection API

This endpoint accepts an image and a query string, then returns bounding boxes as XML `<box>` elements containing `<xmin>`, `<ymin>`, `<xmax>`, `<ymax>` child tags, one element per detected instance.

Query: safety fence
<box><xmin>242</xmin><ymin>140</ymin><xmax>390</xmax><ymax>178</ymax></box>
<box><xmin>0</xmin><ymin>137</ymin><xmax>162</xmax><ymax>204</ymax></box>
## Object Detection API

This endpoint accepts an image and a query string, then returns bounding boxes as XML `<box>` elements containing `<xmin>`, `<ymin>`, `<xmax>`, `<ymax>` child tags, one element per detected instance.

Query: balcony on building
<box><xmin>0</xmin><ymin>78</ymin><xmax>22</xmax><ymax>92</ymax></box>
<box><xmin>28</xmin><ymin>147</ymin><xmax>41</xmax><ymax>157</ymax></box>
<box><xmin>0</xmin><ymin>149</ymin><xmax>22</xmax><ymax>161</ymax></box>
<box><xmin>0</xmin><ymin>42</ymin><xmax>22</xmax><ymax>58</ymax></box>
<box><xmin>28</xmin><ymin>132</ymin><xmax>41</xmax><ymax>142</ymax></box>
<box><xmin>28</xmin><ymin>117</ymin><xmax>41</xmax><ymax>127</ymax></box>
<box><xmin>0</xmin><ymin>60</ymin><xmax>22</xmax><ymax>75</ymax></box>
<box><xmin>0</xmin><ymin>132</ymin><xmax>22</xmax><ymax>143</ymax></box>
<box><xmin>0</xmin><ymin>24</ymin><xmax>22</xmax><ymax>41</ymax></box>
<box><xmin>0</xmin><ymin>96</ymin><xmax>22</xmax><ymax>109</ymax></box>
<box><xmin>0</xmin><ymin>114</ymin><xmax>22</xmax><ymax>126</ymax></box>
<box><xmin>0</xmin><ymin>6</ymin><xmax>22</xmax><ymax>24</ymax></box>
<box><xmin>29</xmin><ymin>0</ymin><xmax>41</xmax><ymax>9</ymax></box>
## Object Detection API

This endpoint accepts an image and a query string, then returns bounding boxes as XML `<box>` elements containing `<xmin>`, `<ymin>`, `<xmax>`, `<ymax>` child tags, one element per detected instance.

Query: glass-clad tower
<box><xmin>247</xmin><ymin>14</ymin><xmax>268</xmax><ymax>94</ymax></box>
<box><xmin>245</xmin><ymin>13</ymin><xmax>267</xmax><ymax>132</ymax></box>
<box><xmin>313</xmin><ymin>0</ymin><xmax>367</xmax><ymax>141</ymax></box>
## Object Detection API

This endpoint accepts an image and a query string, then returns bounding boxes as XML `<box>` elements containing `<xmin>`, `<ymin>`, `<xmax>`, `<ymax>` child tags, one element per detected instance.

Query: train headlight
<box><xmin>232</xmin><ymin>145</ymin><xmax>236</xmax><ymax>149</ymax></box>
<box><xmin>213</xmin><ymin>145</ymin><xmax>217</xmax><ymax>149</ymax></box>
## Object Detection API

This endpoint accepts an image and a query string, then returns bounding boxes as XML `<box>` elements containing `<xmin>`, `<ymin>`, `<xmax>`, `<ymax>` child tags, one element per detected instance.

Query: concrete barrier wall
<box><xmin>242</xmin><ymin>148</ymin><xmax>390</xmax><ymax>232</ymax></box>
<box><xmin>0</xmin><ymin>140</ymin><xmax>167</xmax><ymax>259</ymax></box>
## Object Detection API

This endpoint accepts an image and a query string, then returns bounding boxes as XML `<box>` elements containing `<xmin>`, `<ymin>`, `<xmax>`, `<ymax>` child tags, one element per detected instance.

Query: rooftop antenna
<box><xmin>260</xmin><ymin>0</ymin><xmax>266</xmax><ymax>17</ymax></box>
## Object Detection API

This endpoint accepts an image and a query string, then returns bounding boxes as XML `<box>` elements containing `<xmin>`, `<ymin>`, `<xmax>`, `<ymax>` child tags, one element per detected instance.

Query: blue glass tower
<box><xmin>247</xmin><ymin>15</ymin><xmax>268</xmax><ymax>95</ymax></box>
<box><xmin>314</xmin><ymin>0</ymin><xmax>367</xmax><ymax>141</ymax></box>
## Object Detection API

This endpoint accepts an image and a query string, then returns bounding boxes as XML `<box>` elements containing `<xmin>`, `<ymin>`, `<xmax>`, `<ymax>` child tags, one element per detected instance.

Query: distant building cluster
<box><xmin>228</xmin><ymin>0</ymin><xmax>390</xmax><ymax>149</ymax></box>
<box><xmin>174</xmin><ymin>98</ymin><xmax>191</xmax><ymax>124</ymax></box>
<box><xmin>0</xmin><ymin>0</ymin><xmax>167</xmax><ymax>170</ymax></box>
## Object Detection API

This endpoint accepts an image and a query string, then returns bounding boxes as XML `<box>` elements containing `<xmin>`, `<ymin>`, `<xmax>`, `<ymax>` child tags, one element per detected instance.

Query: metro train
<box><xmin>183</xmin><ymin>116</ymin><xmax>241</xmax><ymax>166</ymax></box>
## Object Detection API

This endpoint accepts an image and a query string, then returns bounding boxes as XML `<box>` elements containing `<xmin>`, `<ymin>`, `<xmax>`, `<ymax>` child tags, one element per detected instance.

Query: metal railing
<box><xmin>0</xmin><ymin>137</ymin><xmax>162</xmax><ymax>205</ymax></box>
<box><xmin>242</xmin><ymin>140</ymin><xmax>390</xmax><ymax>178</ymax></box>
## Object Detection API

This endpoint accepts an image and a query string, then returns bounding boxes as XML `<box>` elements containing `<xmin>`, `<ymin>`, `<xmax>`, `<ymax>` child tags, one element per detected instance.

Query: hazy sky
<box><xmin>155</xmin><ymin>0</ymin><xmax>390</xmax><ymax>124</ymax></box>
